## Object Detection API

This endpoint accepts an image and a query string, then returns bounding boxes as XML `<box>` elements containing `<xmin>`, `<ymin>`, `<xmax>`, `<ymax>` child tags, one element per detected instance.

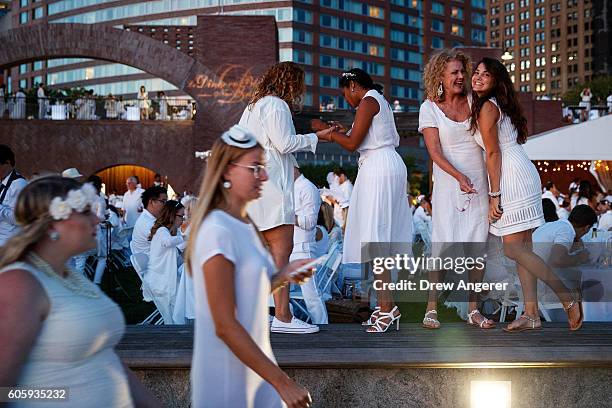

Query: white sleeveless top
<box><xmin>356</xmin><ymin>89</ymin><xmax>400</xmax><ymax>152</ymax></box>
<box><xmin>0</xmin><ymin>261</ymin><xmax>133</xmax><ymax>408</ymax></box>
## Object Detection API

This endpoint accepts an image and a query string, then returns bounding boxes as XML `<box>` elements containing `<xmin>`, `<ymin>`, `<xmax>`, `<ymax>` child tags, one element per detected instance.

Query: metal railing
<box><xmin>0</xmin><ymin>96</ymin><xmax>196</xmax><ymax>121</ymax></box>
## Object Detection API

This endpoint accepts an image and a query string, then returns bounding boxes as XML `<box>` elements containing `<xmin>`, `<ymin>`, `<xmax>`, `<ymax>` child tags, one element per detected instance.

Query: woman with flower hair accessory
<box><xmin>0</xmin><ymin>176</ymin><xmax>160</xmax><ymax>407</ymax></box>
<box><xmin>238</xmin><ymin>62</ymin><xmax>334</xmax><ymax>334</ymax></box>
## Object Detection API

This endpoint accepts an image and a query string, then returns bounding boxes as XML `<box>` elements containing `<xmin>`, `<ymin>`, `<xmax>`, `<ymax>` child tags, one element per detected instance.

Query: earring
<box><xmin>222</xmin><ymin>181</ymin><xmax>232</xmax><ymax>189</ymax></box>
<box><xmin>351</xmin><ymin>88</ymin><xmax>355</xmax><ymax>93</ymax></box>
<box><xmin>49</xmin><ymin>231</ymin><xmax>60</xmax><ymax>241</ymax></box>
<box><xmin>437</xmin><ymin>82</ymin><xmax>444</xmax><ymax>98</ymax></box>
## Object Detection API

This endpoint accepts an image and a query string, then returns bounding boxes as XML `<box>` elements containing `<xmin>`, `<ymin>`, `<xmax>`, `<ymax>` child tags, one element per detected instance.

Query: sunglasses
<box><xmin>456</xmin><ymin>192</ymin><xmax>475</xmax><ymax>212</ymax></box>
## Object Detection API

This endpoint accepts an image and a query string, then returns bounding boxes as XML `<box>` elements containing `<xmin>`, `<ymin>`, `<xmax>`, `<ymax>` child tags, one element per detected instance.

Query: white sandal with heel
<box><xmin>366</xmin><ymin>306</ymin><xmax>401</xmax><ymax>333</ymax></box>
<box><xmin>467</xmin><ymin>309</ymin><xmax>495</xmax><ymax>329</ymax></box>
<box><xmin>362</xmin><ymin>307</ymin><xmax>380</xmax><ymax>326</ymax></box>
<box><xmin>422</xmin><ymin>309</ymin><xmax>440</xmax><ymax>329</ymax></box>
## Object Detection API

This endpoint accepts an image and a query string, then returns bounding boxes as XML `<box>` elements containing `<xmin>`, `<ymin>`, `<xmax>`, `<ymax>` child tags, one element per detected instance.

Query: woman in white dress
<box><xmin>0</xmin><ymin>176</ymin><xmax>159</xmax><ymax>407</ymax></box>
<box><xmin>239</xmin><ymin>62</ymin><xmax>333</xmax><ymax>333</ymax></box>
<box><xmin>313</xmin><ymin>68</ymin><xmax>413</xmax><ymax>333</ymax></box>
<box><xmin>470</xmin><ymin>58</ymin><xmax>583</xmax><ymax>331</ymax></box>
<box><xmin>418</xmin><ymin>49</ymin><xmax>494</xmax><ymax>329</ymax></box>
<box><xmin>185</xmin><ymin>125</ymin><xmax>315</xmax><ymax>408</ymax></box>
<box><xmin>138</xmin><ymin>86</ymin><xmax>150</xmax><ymax>120</ymax></box>
<box><xmin>146</xmin><ymin>200</ymin><xmax>185</xmax><ymax>324</ymax></box>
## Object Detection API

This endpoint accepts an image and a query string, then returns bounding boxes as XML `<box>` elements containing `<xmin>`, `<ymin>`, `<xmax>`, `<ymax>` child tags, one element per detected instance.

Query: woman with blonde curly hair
<box><xmin>239</xmin><ymin>61</ymin><xmax>333</xmax><ymax>334</ymax></box>
<box><xmin>0</xmin><ymin>176</ymin><xmax>159</xmax><ymax>407</ymax></box>
<box><xmin>418</xmin><ymin>49</ymin><xmax>493</xmax><ymax>330</ymax></box>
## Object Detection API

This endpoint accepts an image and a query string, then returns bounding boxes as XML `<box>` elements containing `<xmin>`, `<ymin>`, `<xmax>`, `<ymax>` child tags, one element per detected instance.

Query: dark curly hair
<box><xmin>248</xmin><ymin>62</ymin><xmax>305</xmax><ymax>112</ymax></box>
<box><xmin>469</xmin><ymin>58</ymin><xmax>528</xmax><ymax>144</ymax></box>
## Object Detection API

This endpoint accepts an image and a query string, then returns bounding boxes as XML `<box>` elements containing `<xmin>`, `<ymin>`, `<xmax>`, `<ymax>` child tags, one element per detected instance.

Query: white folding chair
<box><xmin>289</xmin><ymin>242</ymin><xmax>342</xmax><ymax>323</ymax></box>
<box><xmin>130</xmin><ymin>253</ymin><xmax>163</xmax><ymax>325</ymax></box>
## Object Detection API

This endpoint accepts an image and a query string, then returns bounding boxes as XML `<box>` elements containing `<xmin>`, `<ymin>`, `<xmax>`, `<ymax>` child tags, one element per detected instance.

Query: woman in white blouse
<box><xmin>146</xmin><ymin>200</ymin><xmax>185</xmax><ymax>324</ymax></box>
<box><xmin>138</xmin><ymin>86</ymin><xmax>150</xmax><ymax>120</ymax></box>
<box><xmin>239</xmin><ymin>62</ymin><xmax>333</xmax><ymax>333</ymax></box>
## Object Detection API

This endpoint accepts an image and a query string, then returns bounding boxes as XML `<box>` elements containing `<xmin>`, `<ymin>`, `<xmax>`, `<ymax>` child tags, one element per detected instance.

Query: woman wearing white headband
<box><xmin>0</xmin><ymin>176</ymin><xmax>159</xmax><ymax>407</ymax></box>
<box><xmin>239</xmin><ymin>62</ymin><xmax>333</xmax><ymax>334</ymax></box>
<box><xmin>185</xmin><ymin>125</ymin><xmax>315</xmax><ymax>408</ymax></box>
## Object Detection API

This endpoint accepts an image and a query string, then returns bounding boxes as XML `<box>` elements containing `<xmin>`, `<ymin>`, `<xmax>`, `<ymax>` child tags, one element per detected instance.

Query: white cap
<box><xmin>221</xmin><ymin>124</ymin><xmax>258</xmax><ymax>149</ymax></box>
<box><xmin>62</xmin><ymin>168</ymin><xmax>83</xmax><ymax>179</ymax></box>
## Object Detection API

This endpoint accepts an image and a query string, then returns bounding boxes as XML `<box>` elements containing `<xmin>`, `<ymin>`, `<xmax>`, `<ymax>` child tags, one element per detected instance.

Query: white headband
<box><xmin>221</xmin><ymin>124</ymin><xmax>258</xmax><ymax>149</ymax></box>
<box><xmin>49</xmin><ymin>183</ymin><xmax>99</xmax><ymax>221</ymax></box>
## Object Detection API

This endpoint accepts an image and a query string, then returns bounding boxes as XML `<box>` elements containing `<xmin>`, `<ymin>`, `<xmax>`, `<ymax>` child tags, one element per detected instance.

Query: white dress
<box><xmin>343</xmin><ymin>90</ymin><xmax>413</xmax><ymax>264</ymax></box>
<box><xmin>239</xmin><ymin>95</ymin><xmax>318</xmax><ymax>231</ymax></box>
<box><xmin>146</xmin><ymin>226</ymin><xmax>183</xmax><ymax>324</ymax></box>
<box><xmin>191</xmin><ymin>210</ymin><xmax>282</xmax><ymax>408</ymax></box>
<box><xmin>418</xmin><ymin>99</ymin><xmax>489</xmax><ymax>247</ymax></box>
<box><xmin>473</xmin><ymin>98</ymin><xmax>544</xmax><ymax>236</ymax></box>
<box><xmin>0</xmin><ymin>262</ymin><xmax>133</xmax><ymax>408</ymax></box>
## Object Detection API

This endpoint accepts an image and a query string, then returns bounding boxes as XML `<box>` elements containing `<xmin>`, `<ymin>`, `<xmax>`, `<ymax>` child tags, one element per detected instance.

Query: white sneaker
<box><xmin>270</xmin><ymin>317</ymin><xmax>319</xmax><ymax>334</ymax></box>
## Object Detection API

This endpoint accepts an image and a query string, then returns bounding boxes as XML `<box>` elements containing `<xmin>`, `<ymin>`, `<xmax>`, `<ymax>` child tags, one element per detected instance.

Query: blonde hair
<box><xmin>184</xmin><ymin>139</ymin><xmax>262</xmax><ymax>275</ymax></box>
<box><xmin>422</xmin><ymin>49</ymin><xmax>472</xmax><ymax>102</ymax></box>
<box><xmin>248</xmin><ymin>62</ymin><xmax>305</xmax><ymax>112</ymax></box>
<box><xmin>0</xmin><ymin>176</ymin><xmax>82</xmax><ymax>269</ymax></box>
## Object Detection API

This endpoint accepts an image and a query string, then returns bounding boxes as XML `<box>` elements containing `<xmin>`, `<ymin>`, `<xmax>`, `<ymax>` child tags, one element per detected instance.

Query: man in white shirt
<box><xmin>0</xmin><ymin>145</ymin><xmax>27</xmax><ymax>247</ymax></box>
<box><xmin>533</xmin><ymin>205</ymin><xmax>597</xmax><ymax>266</ymax></box>
<box><xmin>331</xmin><ymin>168</ymin><xmax>353</xmax><ymax>228</ymax></box>
<box><xmin>282</xmin><ymin>165</ymin><xmax>328</xmax><ymax>327</ymax></box>
<box><xmin>37</xmin><ymin>83</ymin><xmax>47</xmax><ymax>119</ymax></box>
<box><xmin>597</xmin><ymin>200</ymin><xmax>612</xmax><ymax>231</ymax></box>
<box><xmin>123</xmin><ymin>176</ymin><xmax>145</xmax><ymax>228</ymax></box>
<box><xmin>542</xmin><ymin>181</ymin><xmax>561</xmax><ymax>211</ymax></box>
<box><xmin>130</xmin><ymin>186</ymin><xmax>167</xmax><ymax>257</ymax></box>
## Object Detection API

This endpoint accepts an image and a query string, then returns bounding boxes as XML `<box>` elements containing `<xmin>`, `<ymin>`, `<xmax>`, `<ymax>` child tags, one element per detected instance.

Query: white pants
<box><xmin>290</xmin><ymin>249</ymin><xmax>328</xmax><ymax>324</ymax></box>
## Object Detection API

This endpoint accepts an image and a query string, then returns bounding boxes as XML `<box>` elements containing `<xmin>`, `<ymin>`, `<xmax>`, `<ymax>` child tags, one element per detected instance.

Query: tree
<box><xmin>563</xmin><ymin>75</ymin><xmax>612</xmax><ymax>105</ymax></box>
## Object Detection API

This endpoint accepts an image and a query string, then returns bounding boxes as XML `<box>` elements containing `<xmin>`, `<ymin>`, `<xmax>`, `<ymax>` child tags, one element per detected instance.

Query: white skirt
<box><xmin>343</xmin><ymin>147</ymin><xmax>413</xmax><ymax>264</ymax></box>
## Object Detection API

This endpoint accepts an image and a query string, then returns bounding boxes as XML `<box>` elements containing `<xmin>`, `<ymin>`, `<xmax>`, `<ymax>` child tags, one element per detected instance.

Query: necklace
<box><xmin>25</xmin><ymin>252</ymin><xmax>100</xmax><ymax>299</ymax></box>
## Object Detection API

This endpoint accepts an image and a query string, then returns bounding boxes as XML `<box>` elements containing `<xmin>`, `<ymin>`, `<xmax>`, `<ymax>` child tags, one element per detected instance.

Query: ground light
<box><xmin>470</xmin><ymin>380</ymin><xmax>511</xmax><ymax>408</ymax></box>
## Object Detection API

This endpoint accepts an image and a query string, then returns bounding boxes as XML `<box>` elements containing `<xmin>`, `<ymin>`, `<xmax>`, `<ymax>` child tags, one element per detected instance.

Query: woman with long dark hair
<box><xmin>313</xmin><ymin>68</ymin><xmax>413</xmax><ymax>333</ymax></box>
<box><xmin>470</xmin><ymin>57</ymin><xmax>583</xmax><ymax>331</ymax></box>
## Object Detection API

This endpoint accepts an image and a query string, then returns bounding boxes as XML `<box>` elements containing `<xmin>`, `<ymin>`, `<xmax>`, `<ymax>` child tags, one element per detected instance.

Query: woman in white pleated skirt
<box><xmin>313</xmin><ymin>68</ymin><xmax>412</xmax><ymax>333</ymax></box>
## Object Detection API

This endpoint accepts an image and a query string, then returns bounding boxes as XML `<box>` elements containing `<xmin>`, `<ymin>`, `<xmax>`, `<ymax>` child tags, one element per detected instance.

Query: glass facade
<box><xmin>47</xmin><ymin>64</ymin><xmax>144</xmax><ymax>86</ymax></box>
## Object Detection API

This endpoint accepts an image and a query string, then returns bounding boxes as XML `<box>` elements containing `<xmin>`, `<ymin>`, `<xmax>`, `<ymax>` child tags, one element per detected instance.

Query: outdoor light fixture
<box><xmin>470</xmin><ymin>380</ymin><xmax>511</xmax><ymax>408</ymax></box>
<box><xmin>501</xmin><ymin>50</ymin><xmax>513</xmax><ymax>61</ymax></box>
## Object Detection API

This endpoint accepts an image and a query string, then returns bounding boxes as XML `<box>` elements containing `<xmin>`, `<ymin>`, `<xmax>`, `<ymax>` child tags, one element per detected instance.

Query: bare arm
<box><xmin>203</xmin><ymin>255</ymin><xmax>311</xmax><ymax>408</ymax></box>
<box><xmin>322</xmin><ymin>97</ymin><xmax>379</xmax><ymax>152</ymax></box>
<box><xmin>478</xmin><ymin>101</ymin><xmax>503</xmax><ymax>221</ymax></box>
<box><xmin>0</xmin><ymin>270</ymin><xmax>48</xmax><ymax>386</ymax></box>
<box><xmin>422</xmin><ymin>128</ymin><xmax>477</xmax><ymax>193</ymax></box>
<box><xmin>549</xmin><ymin>244</ymin><xmax>590</xmax><ymax>267</ymax></box>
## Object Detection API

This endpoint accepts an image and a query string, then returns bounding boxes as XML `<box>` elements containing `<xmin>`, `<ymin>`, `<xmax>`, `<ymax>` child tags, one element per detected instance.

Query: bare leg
<box><xmin>262</xmin><ymin>225</ymin><xmax>294</xmax><ymax>323</ymax></box>
<box><xmin>503</xmin><ymin>231</ymin><xmax>581</xmax><ymax>327</ymax></box>
<box><xmin>366</xmin><ymin>265</ymin><xmax>399</xmax><ymax>332</ymax></box>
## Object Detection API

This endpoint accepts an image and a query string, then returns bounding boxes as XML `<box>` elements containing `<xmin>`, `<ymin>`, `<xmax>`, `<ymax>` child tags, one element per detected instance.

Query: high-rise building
<box><xmin>5</xmin><ymin>0</ymin><xmax>487</xmax><ymax>110</ymax></box>
<box><xmin>487</xmin><ymin>0</ymin><xmax>609</xmax><ymax>100</ymax></box>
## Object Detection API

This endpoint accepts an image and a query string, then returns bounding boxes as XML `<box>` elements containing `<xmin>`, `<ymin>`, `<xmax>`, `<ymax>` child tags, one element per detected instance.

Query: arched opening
<box><xmin>96</xmin><ymin>164</ymin><xmax>157</xmax><ymax>195</ymax></box>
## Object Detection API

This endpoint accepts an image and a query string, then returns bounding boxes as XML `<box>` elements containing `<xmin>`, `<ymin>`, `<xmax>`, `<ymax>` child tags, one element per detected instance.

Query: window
<box><xmin>33</xmin><ymin>7</ymin><xmax>43</xmax><ymax>19</ymax></box>
<box><xmin>20</xmin><ymin>0</ymin><xmax>27</xmax><ymax>7</ymax></box>
<box><xmin>19</xmin><ymin>79</ymin><xmax>27</xmax><ymax>90</ymax></box>
<box><xmin>431</xmin><ymin>37</ymin><xmax>444</xmax><ymax>49</ymax></box>
<box><xmin>19</xmin><ymin>64</ymin><xmax>28</xmax><ymax>74</ymax></box>
<box><xmin>451</xmin><ymin>7</ymin><xmax>464</xmax><ymax>19</ymax></box>
<box><xmin>451</xmin><ymin>24</ymin><xmax>464</xmax><ymax>36</ymax></box>
<box><xmin>33</xmin><ymin>61</ymin><xmax>43</xmax><ymax>71</ymax></box>
<box><xmin>432</xmin><ymin>2</ymin><xmax>444</xmax><ymax>15</ymax></box>
<box><xmin>471</xmin><ymin>0</ymin><xmax>485</xmax><ymax>9</ymax></box>
<box><xmin>431</xmin><ymin>19</ymin><xmax>444</xmax><ymax>33</ymax></box>
<box><xmin>293</xmin><ymin>9</ymin><xmax>312</xmax><ymax>24</ymax></box>
<box><xmin>20</xmin><ymin>11</ymin><xmax>27</xmax><ymax>24</ymax></box>
<box><xmin>472</xmin><ymin>12</ymin><xmax>485</xmax><ymax>26</ymax></box>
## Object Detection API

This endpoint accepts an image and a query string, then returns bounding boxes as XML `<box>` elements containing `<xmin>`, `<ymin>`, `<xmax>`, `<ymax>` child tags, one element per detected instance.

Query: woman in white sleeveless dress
<box><xmin>313</xmin><ymin>68</ymin><xmax>412</xmax><ymax>333</ymax></box>
<box><xmin>418</xmin><ymin>49</ymin><xmax>494</xmax><ymax>329</ymax></box>
<box><xmin>185</xmin><ymin>126</ymin><xmax>314</xmax><ymax>408</ymax></box>
<box><xmin>470</xmin><ymin>58</ymin><xmax>583</xmax><ymax>332</ymax></box>
<box><xmin>239</xmin><ymin>62</ymin><xmax>332</xmax><ymax>333</ymax></box>
<box><xmin>0</xmin><ymin>176</ymin><xmax>159</xmax><ymax>407</ymax></box>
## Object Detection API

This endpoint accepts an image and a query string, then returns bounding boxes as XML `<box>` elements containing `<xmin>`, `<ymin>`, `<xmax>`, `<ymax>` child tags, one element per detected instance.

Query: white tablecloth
<box><xmin>51</xmin><ymin>104</ymin><xmax>67</xmax><ymax>120</ymax></box>
<box><xmin>126</xmin><ymin>106</ymin><xmax>140</xmax><ymax>121</ymax></box>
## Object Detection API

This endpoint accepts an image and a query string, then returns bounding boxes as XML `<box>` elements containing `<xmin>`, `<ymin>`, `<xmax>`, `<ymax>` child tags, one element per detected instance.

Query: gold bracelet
<box><xmin>329</xmin><ymin>132</ymin><xmax>334</xmax><ymax>142</ymax></box>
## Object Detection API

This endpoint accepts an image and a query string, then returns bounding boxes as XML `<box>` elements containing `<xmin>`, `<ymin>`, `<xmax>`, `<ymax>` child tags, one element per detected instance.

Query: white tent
<box><xmin>523</xmin><ymin>115</ymin><xmax>612</xmax><ymax>161</ymax></box>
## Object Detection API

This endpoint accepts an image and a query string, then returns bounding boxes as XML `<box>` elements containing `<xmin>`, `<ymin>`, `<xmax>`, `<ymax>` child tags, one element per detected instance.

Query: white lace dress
<box><xmin>473</xmin><ymin>98</ymin><xmax>544</xmax><ymax>236</ymax></box>
<box><xmin>0</xmin><ymin>261</ymin><xmax>133</xmax><ymax>408</ymax></box>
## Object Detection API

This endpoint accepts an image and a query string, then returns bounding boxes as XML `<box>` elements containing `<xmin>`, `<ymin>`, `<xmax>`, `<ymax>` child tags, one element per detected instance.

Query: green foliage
<box><xmin>298</xmin><ymin>154</ymin><xmax>429</xmax><ymax>196</ymax></box>
<box><xmin>563</xmin><ymin>75</ymin><xmax>612</xmax><ymax>105</ymax></box>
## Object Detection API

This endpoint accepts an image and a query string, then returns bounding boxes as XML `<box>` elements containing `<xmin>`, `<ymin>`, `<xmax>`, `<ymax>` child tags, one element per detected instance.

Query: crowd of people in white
<box><xmin>1</xmin><ymin>53</ymin><xmax>612</xmax><ymax>408</ymax></box>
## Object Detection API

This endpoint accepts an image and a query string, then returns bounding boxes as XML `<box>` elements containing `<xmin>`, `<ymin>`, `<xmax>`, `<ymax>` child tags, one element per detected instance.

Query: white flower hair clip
<box><xmin>221</xmin><ymin>124</ymin><xmax>258</xmax><ymax>149</ymax></box>
<box><xmin>195</xmin><ymin>150</ymin><xmax>212</xmax><ymax>160</ymax></box>
<box><xmin>49</xmin><ymin>183</ymin><xmax>99</xmax><ymax>221</ymax></box>
<box><xmin>342</xmin><ymin>72</ymin><xmax>357</xmax><ymax>78</ymax></box>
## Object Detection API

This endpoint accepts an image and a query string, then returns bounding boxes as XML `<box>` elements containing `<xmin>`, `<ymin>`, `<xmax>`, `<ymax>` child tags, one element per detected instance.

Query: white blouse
<box><xmin>239</xmin><ymin>95</ymin><xmax>318</xmax><ymax>231</ymax></box>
